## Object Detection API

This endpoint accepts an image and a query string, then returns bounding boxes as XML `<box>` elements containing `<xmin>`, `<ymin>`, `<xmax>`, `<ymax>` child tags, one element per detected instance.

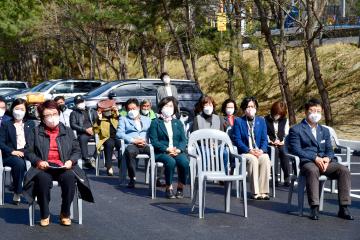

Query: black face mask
<box><xmin>59</xmin><ymin>104</ymin><xmax>67</xmax><ymax>112</ymax></box>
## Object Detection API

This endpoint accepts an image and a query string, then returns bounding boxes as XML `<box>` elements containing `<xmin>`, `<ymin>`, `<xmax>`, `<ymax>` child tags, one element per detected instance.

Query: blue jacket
<box><xmin>0</xmin><ymin>119</ymin><xmax>35</xmax><ymax>159</ymax></box>
<box><xmin>232</xmin><ymin>116</ymin><xmax>268</xmax><ymax>154</ymax></box>
<box><xmin>0</xmin><ymin>114</ymin><xmax>11</xmax><ymax>127</ymax></box>
<box><xmin>116</xmin><ymin>115</ymin><xmax>151</xmax><ymax>144</ymax></box>
<box><xmin>148</xmin><ymin>118</ymin><xmax>187</xmax><ymax>155</ymax></box>
<box><xmin>288</xmin><ymin>119</ymin><xmax>334</xmax><ymax>165</ymax></box>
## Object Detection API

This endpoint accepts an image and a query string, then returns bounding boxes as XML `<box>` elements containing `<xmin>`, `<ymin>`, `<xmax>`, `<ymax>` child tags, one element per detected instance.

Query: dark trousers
<box><xmin>78</xmin><ymin>134</ymin><xmax>96</xmax><ymax>160</ymax></box>
<box><xmin>156</xmin><ymin>153</ymin><xmax>189</xmax><ymax>186</ymax></box>
<box><xmin>124</xmin><ymin>144</ymin><xmax>150</xmax><ymax>180</ymax></box>
<box><xmin>34</xmin><ymin>169</ymin><xmax>76</xmax><ymax>219</ymax></box>
<box><xmin>3</xmin><ymin>156</ymin><xmax>26</xmax><ymax>194</ymax></box>
<box><xmin>103</xmin><ymin>138</ymin><xmax>121</xmax><ymax>168</ymax></box>
<box><xmin>273</xmin><ymin>145</ymin><xmax>290</xmax><ymax>182</ymax></box>
<box><xmin>301</xmin><ymin>161</ymin><xmax>351</xmax><ymax>206</ymax></box>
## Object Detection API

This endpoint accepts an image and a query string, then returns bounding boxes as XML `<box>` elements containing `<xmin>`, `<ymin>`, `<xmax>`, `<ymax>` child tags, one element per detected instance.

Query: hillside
<box><xmin>107</xmin><ymin>43</ymin><xmax>360</xmax><ymax>139</ymax></box>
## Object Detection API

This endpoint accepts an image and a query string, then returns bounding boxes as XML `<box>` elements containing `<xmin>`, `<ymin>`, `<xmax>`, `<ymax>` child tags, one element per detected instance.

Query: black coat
<box><xmin>70</xmin><ymin>108</ymin><xmax>97</xmax><ymax>134</ymax></box>
<box><xmin>23</xmin><ymin>123</ymin><xmax>95</xmax><ymax>203</ymax></box>
<box><xmin>0</xmin><ymin>119</ymin><xmax>35</xmax><ymax>159</ymax></box>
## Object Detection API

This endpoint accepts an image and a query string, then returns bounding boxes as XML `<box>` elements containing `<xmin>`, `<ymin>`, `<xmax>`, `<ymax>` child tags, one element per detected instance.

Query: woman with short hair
<box><xmin>24</xmin><ymin>100</ymin><xmax>94</xmax><ymax>227</ymax></box>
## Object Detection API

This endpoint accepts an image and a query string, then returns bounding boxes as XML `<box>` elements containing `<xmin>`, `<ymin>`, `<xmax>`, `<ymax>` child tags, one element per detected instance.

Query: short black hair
<box><xmin>305</xmin><ymin>98</ymin><xmax>322</xmax><ymax>111</ymax></box>
<box><xmin>159</xmin><ymin>72</ymin><xmax>169</xmax><ymax>80</ymax></box>
<box><xmin>54</xmin><ymin>96</ymin><xmax>65</xmax><ymax>102</ymax></box>
<box><xmin>0</xmin><ymin>96</ymin><xmax>6</xmax><ymax>104</ymax></box>
<box><xmin>240</xmin><ymin>96</ymin><xmax>259</xmax><ymax>111</ymax></box>
<box><xmin>10</xmin><ymin>98</ymin><xmax>28</xmax><ymax>119</ymax></box>
<box><xmin>221</xmin><ymin>99</ymin><xmax>238</xmax><ymax>116</ymax></box>
<box><xmin>157</xmin><ymin>96</ymin><xmax>179</xmax><ymax>115</ymax></box>
<box><xmin>125</xmin><ymin>98</ymin><xmax>139</xmax><ymax>111</ymax></box>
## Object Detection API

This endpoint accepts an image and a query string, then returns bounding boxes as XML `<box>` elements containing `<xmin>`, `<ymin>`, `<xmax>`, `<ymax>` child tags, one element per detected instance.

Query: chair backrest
<box><xmin>188</xmin><ymin>129</ymin><xmax>234</xmax><ymax>173</ymax></box>
<box><xmin>323</xmin><ymin>125</ymin><xmax>340</xmax><ymax>147</ymax></box>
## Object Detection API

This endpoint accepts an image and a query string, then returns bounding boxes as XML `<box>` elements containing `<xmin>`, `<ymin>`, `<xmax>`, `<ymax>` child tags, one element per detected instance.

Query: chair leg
<box><xmin>145</xmin><ymin>159</ymin><xmax>150</xmax><ymax>184</ymax></box>
<box><xmin>70</xmin><ymin>201</ymin><xmax>74</xmax><ymax>219</ymax></box>
<box><xmin>0</xmin><ymin>172</ymin><xmax>4</xmax><ymax>205</ymax></box>
<box><xmin>330</xmin><ymin>180</ymin><xmax>336</xmax><ymax>194</ymax></box>
<box><xmin>78</xmin><ymin>198</ymin><xmax>83</xmax><ymax>225</ymax></box>
<box><xmin>29</xmin><ymin>202</ymin><xmax>35</xmax><ymax>226</ymax></box>
<box><xmin>191</xmin><ymin>178</ymin><xmax>198</xmax><ymax>212</ymax></box>
<box><xmin>199</xmin><ymin>176</ymin><xmax>205</xmax><ymax>219</ymax></box>
<box><xmin>287</xmin><ymin>179</ymin><xmax>295</xmax><ymax>211</ymax></box>
<box><xmin>242</xmin><ymin>179</ymin><xmax>247</xmax><ymax>218</ymax></box>
<box><xmin>298</xmin><ymin>176</ymin><xmax>305</xmax><ymax>216</ymax></box>
<box><xmin>272</xmin><ymin>165</ymin><xmax>276</xmax><ymax>198</ymax></box>
<box><xmin>119</xmin><ymin>154</ymin><xmax>127</xmax><ymax>185</ymax></box>
<box><xmin>95</xmin><ymin>154</ymin><xmax>100</xmax><ymax>176</ymax></box>
<box><xmin>225</xmin><ymin>181</ymin><xmax>231</xmax><ymax>213</ymax></box>
<box><xmin>190</xmin><ymin>163</ymin><xmax>194</xmax><ymax>200</ymax></box>
<box><xmin>236</xmin><ymin>180</ymin><xmax>240</xmax><ymax>198</ymax></box>
<box><xmin>319</xmin><ymin>180</ymin><xmax>326</xmax><ymax>212</ymax></box>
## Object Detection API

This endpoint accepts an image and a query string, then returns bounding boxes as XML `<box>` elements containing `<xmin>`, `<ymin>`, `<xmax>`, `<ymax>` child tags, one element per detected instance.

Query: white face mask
<box><xmin>163</xmin><ymin>75</ymin><xmax>171</xmax><ymax>85</ymax></box>
<box><xmin>245</xmin><ymin>108</ymin><xmax>256</xmax><ymax>118</ymax></box>
<box><xmin>128</xmin><ymin>109</ymin><xmax>139</xmax><ymax>119</ymax></box>
<box><xmin>77</xmin><ymin>102</ymin><xmax>86</xmax><ymax>110</ymax></box>
<box><xmin>161</xmin><ymin>106</ymin><xmax>174</xmax><ymax>117</ymax></box>
<box><xmin>203</xmin><ymin>106</ymin><xmax>213</xmax><ymax>116</ymax></box>
<box><xmin>0</xmin><ymin>108</ymin><xmax>5</xmax><ymax>117</ymax></box>
<box><xmin>13</xmin><ymin>109</ymin><xmax>25</xmax><ymax>120</ymax></box>
<box><xmin>141</xmin><ymin>109</ymin><xmax>149</xmax><ymax>115</ymax></box>
<box><xmin>273</xmin><ymin>115</ymin><xmax>280</xmax><ymax>121</ymax></box>
<box><xmin>44</xmin><ymin>115</ymin><xmax>60</xmax><ymax>128</ymax></box>
<box><xmin>225</xmin><ymin>108</ymin><xmax>234</xmax><ymax>116</ymax></box>
<box><xmin>308</xmin><ymin>112</ymin><xmax>321</xmax><ymax>123</ymax></box>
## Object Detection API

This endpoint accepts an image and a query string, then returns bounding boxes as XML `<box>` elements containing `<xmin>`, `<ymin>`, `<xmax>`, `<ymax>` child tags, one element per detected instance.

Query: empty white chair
<box><xmin>0</xmin><ymin>150</ymin><xmax>12</xmax><ymax>205</ymax></box>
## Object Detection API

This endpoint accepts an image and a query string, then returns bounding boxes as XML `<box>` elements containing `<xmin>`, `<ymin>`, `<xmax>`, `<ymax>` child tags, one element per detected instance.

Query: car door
<box><xmin>138</xmin><ymin>82</ymin><xmax>163</xmax><ymax>110</ymax></box>
<box><xmin>49</xmin><ymin>82</ymin><xmax>74</xmax><ymax>99</ymax></box>
<box><xmin>111</xmin><ymin>83</ymin><xmax>140</xmax><ymax>107</ymax></box>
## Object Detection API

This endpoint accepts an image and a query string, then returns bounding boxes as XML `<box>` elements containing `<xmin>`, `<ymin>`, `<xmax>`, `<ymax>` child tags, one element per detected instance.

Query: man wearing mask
<box><xmin>70</xmin><ymin>95</ymin><xmax>97</xmax><ymax>169</ymax></box>
<box><xmin>156</xmin><ymin>72</ymin><xmax>178</xmax><ymax>105</ymax></box>
<box><xmin>116</xmin><ymin>98</ymin><xmax>151</xmax><ymax>188</ymax></box>
<box><xmin>54</xmin><ymin>96</ymin><xmax>72</xmax><ymax>127</ymax></box>
<box><xmin>140</xmin><ymin>99</ymin><xmax>156</xmax><ymax>120</ymax></box>
<box><xmin>0</xmin><ymin>96</ymin><xmax>11</xmax><ymax>127</ymax></box>
<box><xmin>288</xmin><ymin>98</ymin><xmax>353</xmax><ymax>221</ymax></box>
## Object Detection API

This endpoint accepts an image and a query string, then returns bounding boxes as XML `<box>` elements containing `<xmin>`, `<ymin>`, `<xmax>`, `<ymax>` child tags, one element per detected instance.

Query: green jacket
<box><xmin>148</xmin><ymin>118</ymin><xmax>187</xmax><ymax>156</ymax></box>
<box><xmin>141</xmin><ymin>109</ymin><xmax>157</xmax><ymax>120</ymax></box>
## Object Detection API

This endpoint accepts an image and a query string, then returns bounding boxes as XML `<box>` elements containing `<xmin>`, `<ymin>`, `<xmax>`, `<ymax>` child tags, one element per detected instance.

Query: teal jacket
<box><xmin>148</xmin><ymin>118</ymin><xmax>187</xmax><ymax>155</ymax></box>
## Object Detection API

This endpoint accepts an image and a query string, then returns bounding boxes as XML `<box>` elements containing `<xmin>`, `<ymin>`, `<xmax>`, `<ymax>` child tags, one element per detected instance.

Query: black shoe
<box><xmin>251</xmin><ymin>194</ymin><xmax>262</xmax><ymax>200</ymax></box>
<box><xmin>175</xmin><ymin>189</ymin><xmax>184</xmax><ymax>199</ymax></box>
<box><xmin>156</xmin><ymin>178</ymin><xmax>166</xmax><ymax>187</ymax></box>
<box><xmin>166</xmin><ymin>189</ymin><xmax>176</xmax><ymax>199</ymax></box>
<box><xmin>262</xmin><ymin>195</ymin><xmax>270</xmax><ymax>200</ymax></box>
<box><xmin>84</xmin><ymin>158</ymin><xmax>95</xmax><ymax>169</ymax></box>
<box><xmin>127</xmin><ymin>179</ymin><xmax>135</xmax><ymax>188</ymax></box>
<box><xmin>310</xmin><ymin>206</ymin><xmax>320</xmax><ymax>220</ymax></box>
<box><xmin>283</xmin><ymin>181</ymin><xmax>291</xmax><ymax>187</ymax></box>
<box><xmin>338</xmin><ymin>207</ymin><xmax>354</xmax><ymax>220</ymax></box>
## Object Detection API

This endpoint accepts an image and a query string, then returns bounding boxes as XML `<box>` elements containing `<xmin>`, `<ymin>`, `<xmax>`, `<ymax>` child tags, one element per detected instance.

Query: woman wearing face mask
<box><xmin>192</xmin><ymin>95</ymin><xmax>224</xmax><ymax>132</ymax></box>
<box><xmin>0</xmin><ymin>98</ymin><xmax>34</xmax><ymax>205</ymax></box>
<box><xmin>23</xmin><ymin>100</ymin><xmax>94</xmax><ymax>227</ymax></box>
<box><xmin>221</xmin><ymin>99</ymin><xmax>238</xmax><ymax>133</ymax></box>
<box><xmin>264</xmin><ymin>101</ymin><xmax>290</xmax><ymax>187</ymax></box>
<box><xmin>233</xmin><ymin>96</ymin><xmax>271</xmax><ymax>200</ymax></box>
<box><xmin>93</xmin><ymin>99</ymin><xmax>121</xmax><ymax>176</ymax></box>
<box><xmin>156</xmin><ymin>72</ymin><xmax>179</xmax><ymax>105</ymax></box>
<box><xmin>148</xmin><ymin>96</ymin><xmax>189</xmax><ymax>199</ymax></box>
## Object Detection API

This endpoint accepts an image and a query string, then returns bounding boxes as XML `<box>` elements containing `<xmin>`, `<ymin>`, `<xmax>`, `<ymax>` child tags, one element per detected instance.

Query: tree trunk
<box><xmin>162</xmin><ymin>0</ymin><xmax>193</xmax><ymax>80</ymax></box>
<box><xmin>185</xmin><ymin>0</ymin><xmax>198</xmax><ymax>82</ymax></box>
<box><xmin>140</xmin><ymin>45</ymin><xmax>149</xmax><ymax>78</ymax></box>
<box><xmin>304</xmin><ymin>47</ymin><xmax>313</xmax><ymax>99</ymax></box>
<box><xmin>254</xmin><ymin>0</ymin><xmax>297</xmax><ymax>125</ymax></box>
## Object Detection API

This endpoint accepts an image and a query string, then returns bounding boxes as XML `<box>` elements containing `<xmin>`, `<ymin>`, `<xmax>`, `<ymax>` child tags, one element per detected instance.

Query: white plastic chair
<box><xmin>28</xmin><ymin>160</ymin><xmax>83</xmax><ymax>226</ymax></box>
<box><xmin>0</xmin><ymin>150</ymin><xmax>12</xmax><ymax>205</ymax></box>
<box><xmin>118</xmin><ymin>139</ymin><xmax>162</xmax><ymax>199</ymax></box>
<box><xmin>189</xmin><ymin>129</ymin><xmax>247</xmax><ymax>219</ymax></box>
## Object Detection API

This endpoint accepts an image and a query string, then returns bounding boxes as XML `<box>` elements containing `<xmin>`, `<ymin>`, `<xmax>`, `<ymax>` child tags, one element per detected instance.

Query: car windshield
<box><xmin>30</xmin><ymin>81</ymin><xmax>54</xmax><ymax>92</ymax></box>
<box><xmin>85</xmin><ymin>81</ymin><xmax>118</xmax><ymax>97</ymax></box>
<box><xmin>0</xmin><ymin>82</ymin><xmax>27</xmax><ymax>89</ymax></box>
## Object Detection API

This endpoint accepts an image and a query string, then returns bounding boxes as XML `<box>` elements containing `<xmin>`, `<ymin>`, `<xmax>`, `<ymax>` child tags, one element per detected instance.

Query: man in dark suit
<box><xmin>0</xmin><ymin>96</ymin><xmax>11</xmax><ymax>127</ymax></box>
<box><xmin>288</xmin><ymin>98</ymin><xmax>353</xmax><ymax>220</ymax></box>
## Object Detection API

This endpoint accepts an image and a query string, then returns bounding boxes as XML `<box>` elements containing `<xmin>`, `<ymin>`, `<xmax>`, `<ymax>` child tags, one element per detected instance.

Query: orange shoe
<box><xmin>60</xmin><ymin>213</ymin><xmax>71</xmax><ymax>226</ymax></box>
<box><xmin>40</xmin><ymin>216</ymin><xmax>50</xmax><ymax>227</ymax></box>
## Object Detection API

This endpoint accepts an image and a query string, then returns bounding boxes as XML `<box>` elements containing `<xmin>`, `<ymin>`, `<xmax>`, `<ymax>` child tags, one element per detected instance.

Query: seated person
<box><xmin>140</xmin><ymin>99</ymin><xmax>156</xmax><ymax>120</ymax></box>
<box><xmin>192</xmin><ymin>95</ymin><xmax>224</xmax><ymax>132</ymax></box>
<box><xmin>116</xmin><ymin>98</ymin><xmax>151</xmax><ymax>188</ymax></box>
<box><xmin>93</xmin><ymin>99</ymin><xmax>121</xmax><ymax>176</ymax></box>
<box><xmin>70</xmin><ymin>95</ymin><xmax>97</xmax><ymax>169</ymax></box>
<box><xmin>0</xmin><ymin>96</ymin><xmax>11</xmax><ymax>127</ymax></box>
<box><xmin>288</xmin><ymin>98</ymin><xmax>353</xmax><ymax>220</ymax></box>
<box><xmin>148</xmin><ymin>96</ymin><xmax>189</xmax><ymax>199</ymax></box>
<box><xmin>54</xmin><ymin>96</ymin><xmax>73</xmax><ymax>127</ymax></box>
<box><xmin>264</xmin><ymin>101</ymin><xmax>291</xmax><ymax>186</ymax></box>
<box><xmin>0</xmin><ymin>99</ymin><xmax>34</xmax><ymax>204</ymax></box>
<box><xmin>24</xmin><ymin>100</ymin><xmax>94</xmax><ymax>227</ymax></box>
<box><xmin>233</xmin><ymin>96</ymin><xmax>271</xmax><ymax>200</ymax></box>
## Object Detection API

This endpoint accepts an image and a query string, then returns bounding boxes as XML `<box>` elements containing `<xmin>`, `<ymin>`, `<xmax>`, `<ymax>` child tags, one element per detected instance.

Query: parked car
<box><xmin>0</xmin><ymin>88</ymin><xmax>19</xmax><ymax>96</ymax></box>
<box><xmin>6</xmin><ymin>79</ymin><xmax>104</xmax><ymax>103</ymax></box>
<box><xmin>65</xmin><ymin>78</ymin><xmax>203</xmax><ymax>116</ymax></box>
<box><xmin>0</xmin><ymin>80</ymin><xmax>29</xmax><ymax>89</ymax></box>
